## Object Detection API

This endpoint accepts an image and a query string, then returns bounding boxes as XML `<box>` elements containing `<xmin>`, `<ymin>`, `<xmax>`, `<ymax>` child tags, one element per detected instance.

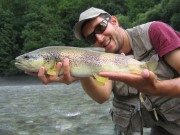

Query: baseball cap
<box><xmin>73</xmin><ymin>7</ymin><xmax>111</xmax><ymax>40</ymax></box>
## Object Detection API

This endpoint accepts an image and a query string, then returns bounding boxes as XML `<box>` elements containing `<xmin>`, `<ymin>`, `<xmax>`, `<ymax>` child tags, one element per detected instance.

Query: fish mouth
<box><xmin>15</xmin><ymin>62</ymin><xmax>28</xmax><ymax>71</ymax></box>
<box><xmin>15</xmin><ymin>61</ymin><xmax>38</xmax><ymax>72</ymax></box>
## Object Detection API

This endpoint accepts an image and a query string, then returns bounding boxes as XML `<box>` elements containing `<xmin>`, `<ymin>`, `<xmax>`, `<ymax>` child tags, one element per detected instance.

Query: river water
<box><xmin>0</xmin><ymin>76</ymin><xmax>150</xmax><ymax>135</ymax></box>
<box><xmin>0</xmin><ymin>76</ymin><xmax>113</xmax><ymax>135</ymax></box>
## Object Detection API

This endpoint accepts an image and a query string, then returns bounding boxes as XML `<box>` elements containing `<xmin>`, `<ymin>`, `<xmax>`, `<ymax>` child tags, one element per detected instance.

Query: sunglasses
<box><xmin>85</xmin><ymin>17</ymin><xmax>110</xmax><ymax>44</ymax></box>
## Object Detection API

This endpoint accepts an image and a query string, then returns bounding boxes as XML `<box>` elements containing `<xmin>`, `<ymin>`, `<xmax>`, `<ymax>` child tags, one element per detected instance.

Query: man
<box><xmin>27</xmin><ymin>7</ymin><xmax>180</xmax><ymax>135</ymax></box>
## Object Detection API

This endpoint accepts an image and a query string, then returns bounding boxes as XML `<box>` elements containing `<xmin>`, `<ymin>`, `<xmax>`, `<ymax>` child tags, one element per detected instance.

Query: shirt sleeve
<box><xmin>148</xmin><ymin>21</ymin><xmax>180</xmax><ymax>57</ymax></box>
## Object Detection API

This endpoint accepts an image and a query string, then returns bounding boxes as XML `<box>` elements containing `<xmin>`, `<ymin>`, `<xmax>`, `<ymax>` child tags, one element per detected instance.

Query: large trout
<box><xmin>15</xmin><ymin>46</ymin><xmax>156</xmax><ymax>85</ymax></box>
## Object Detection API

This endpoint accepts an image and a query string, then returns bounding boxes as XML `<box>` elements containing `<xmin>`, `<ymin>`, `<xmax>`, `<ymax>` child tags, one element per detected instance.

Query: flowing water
<box><xmin>0</xmin><ymin>76</ymin><xmax>150</xmax><ymax>135</ymax></box>
<box><xmin>0</xmin><ymin>76</ymin><xmax>113</xmax><ymax>135</ymax></box>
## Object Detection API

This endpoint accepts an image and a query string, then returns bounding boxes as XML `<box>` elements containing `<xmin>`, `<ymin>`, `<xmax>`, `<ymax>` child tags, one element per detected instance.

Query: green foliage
<box><xmin>0</xmin><ymin>8</ymin><xmax>21</xmax><ymax>76</ymax></box>
<box><xmin>160</xmin><ymin>0</ymin><xmax>180</xmax><ymax>22</ymax></box>
<box><xmin>0</xmin><ymin>0</ymin><xmax>179</xmax><ymax>75</ymax></box>
<box><xmin>128</xmin><ymin>0</ymin><xmax>180</xmax><ymax>30</ymax></box>
<box><xmin>22</xmin><ymin>4</ymin><xmax>66</xmax><ymax>52</ymax></box>
<box><xmin>170</xmin><ymin>13</ymin><xmax>180</xmax><ymax>30</ymax></box>
<box><xmin>116</xmin><ymin>14</ymin><xmax>132</xmax><ymax>28</ymax></box>
<box><xmin>126</xmin><ymin>0</ymin><xmax>161</xmax><ymax>21</ymax></box>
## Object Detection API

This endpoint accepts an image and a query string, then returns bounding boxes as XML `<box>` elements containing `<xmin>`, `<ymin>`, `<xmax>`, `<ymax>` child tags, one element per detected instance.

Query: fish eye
<box><xmin>24</xmin><ymin>55</ymin><xmax>30</xmax><ymax>59</ymax></box>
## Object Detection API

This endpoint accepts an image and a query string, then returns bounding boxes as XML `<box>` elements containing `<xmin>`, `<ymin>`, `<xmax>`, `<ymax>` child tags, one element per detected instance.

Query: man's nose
<box><xmin>94</xmin><ymin>34</ymin><xmax>105</xmax><ymax>47</ymax></box>
<box><xmin>95</xmin><ymin>34</ymin><xmax>104</xmax><ymax>43</ymax></box>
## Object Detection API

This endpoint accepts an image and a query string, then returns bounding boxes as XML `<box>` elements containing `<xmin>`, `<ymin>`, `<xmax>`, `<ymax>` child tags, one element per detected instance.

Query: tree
<box><xmin>0</xmin><ymin>9</ymin><xmax>21</xmax><ymax>75</ymax></box>
<box><xmin>0</xmin><ymin>0</ymin><xmax>179</xmax><ymax>76</ymax></box>
<box><xmin>126</xmin><ymin>0</ymin><xmax>161</xmax><ymax>21</ymax></box>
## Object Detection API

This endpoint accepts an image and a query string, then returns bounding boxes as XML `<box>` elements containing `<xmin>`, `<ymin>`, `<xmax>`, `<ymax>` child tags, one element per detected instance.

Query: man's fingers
<box><xmin>99</xmin><ymin>72</ymin><xmax>137</xmax><ymax>81</ymax></box>
<box><xmin>141</xmin><ymin>69</ymin><xmax>150</xmax><ymax>78</ymax></box>
<box><xmin>38</xmin><ymin>67</ymin><xmax>49</xmax><ymax>84</ymax></box>
<box><xmin>34</xmin><ymin>58</ymin><xmax>77</xmax><ymax>85</ymax></box>
<box><xmin>56</xmin><ymin>62</ymin><xmax>62</xmax><ymax>76</ymax></box>
<box><xmin>61</xmin><ymin>58</ymin><xmax>78</xmax><ymax>85</ymax></box>
<box><xmin>47</xmin><ymin>62</ymin><xmax>62</xmax><ymax>82</ymax></box>
<box><xmin>63</xmin><ymin>58</ymin><xmax>71</xmax><ymax>80</ymax></box>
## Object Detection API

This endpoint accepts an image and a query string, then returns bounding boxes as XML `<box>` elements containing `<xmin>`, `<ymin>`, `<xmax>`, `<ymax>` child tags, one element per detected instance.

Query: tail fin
<box><xmin>146</xmin><ymin>55</ymin><xmax>159</xmax><ymax>72</ymax></box>
<box><xmin>146</xmin><ymin>61</ymin><xmax>158</xmax><ymax>72</ymax></box>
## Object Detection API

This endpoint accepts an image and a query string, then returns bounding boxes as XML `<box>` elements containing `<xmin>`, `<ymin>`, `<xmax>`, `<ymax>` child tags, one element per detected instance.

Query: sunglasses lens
<box><xmin>86</xmin><ymin>17</ymin><xmax>109</xmax><ymax>44</ymax></box>
<box><xmin>95</xmin><ymin>21</ymin><xmax>107</xmax><ymax>34</ymax></box>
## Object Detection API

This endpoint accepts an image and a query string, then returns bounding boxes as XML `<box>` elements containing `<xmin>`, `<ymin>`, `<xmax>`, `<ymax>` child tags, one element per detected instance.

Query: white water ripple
<box><xmin>0</xmin><ymin>80</ymin><xmax>113</xmax><ymax>135</ymax></box>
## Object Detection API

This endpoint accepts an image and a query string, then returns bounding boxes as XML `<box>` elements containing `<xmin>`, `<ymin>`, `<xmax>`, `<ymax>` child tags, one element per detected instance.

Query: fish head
<box><xmin>15</xmin><ymin>51</ymin><xmax>56</xmax><ymax>74</ymax></box>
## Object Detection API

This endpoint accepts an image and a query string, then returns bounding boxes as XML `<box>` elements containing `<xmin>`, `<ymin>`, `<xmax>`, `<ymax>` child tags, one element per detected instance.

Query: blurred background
<box><xmin>0</xmin><ymin>0</ymin><xmax>179</xmax><ymax>134</ymax></box>
<box><xmin>0</xmin><ymin>0</ymin><xmax>179</xmax><ymax>76</ymax></box>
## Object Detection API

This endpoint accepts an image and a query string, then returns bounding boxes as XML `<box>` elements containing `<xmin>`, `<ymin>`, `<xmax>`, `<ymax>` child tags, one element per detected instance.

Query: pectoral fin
<box><xmin>146</xmin><ymin>61</ymin><xmax>158</xmax><ymax>72</ymax></box>
<box><xmin>93</xmin><ymin>73</ymin><xmax>109</xmax><ymax>86</ymax></box>
<box><xmin>47</xmin><ymin>69</ymin><xmax>56</xmax><ymax>76</ymax></box>
<box><xmin>46</xmin><ymin>63</ymin><xmax>57</xmax><ymax>76</ymax></box>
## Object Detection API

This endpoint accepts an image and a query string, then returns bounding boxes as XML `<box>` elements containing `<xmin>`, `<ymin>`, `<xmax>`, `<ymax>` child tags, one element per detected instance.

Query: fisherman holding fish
<box><xmin>24</xmin><ymin>7</ymin><xmax>180</xmax><ymax>135</ymax></box>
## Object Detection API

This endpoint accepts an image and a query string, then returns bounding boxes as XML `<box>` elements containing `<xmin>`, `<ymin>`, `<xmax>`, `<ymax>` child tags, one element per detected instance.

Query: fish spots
<box><xmin>35</xmin><ymin>53</ymin><xmax>54</xmax><ymax>64</ymax></box>
<box><xmin>100</xmin><ymin>53</ymin><xmax>128</xmax><ymax>66</ymax></box>
<box><xmin>49</xmin><ymin>51</ymin><xmax>61</xmax><ymax>61</ymax></box>
<box><xmin>15</xmin><ymin>46</ymin><xmax>148</xmax><ymax>77</ymax></box>
<box><xmin>113</xmin><ymin>55</ymin><xmax>128</xmax><ymax>66</ymax></box>
<box><xmin>80</xmin><ymin>55</ymin><xmax>100</xmax><ymax>65</ymax></box>
<box><xmin>128</xmin><ymin>58</ymin><xmax>142</xmax><ymax>65</ymax></box>
<box><xmin>44</xmin><ymin>56</ymin><xmax>51</xmax><ymax>63</ymax></box>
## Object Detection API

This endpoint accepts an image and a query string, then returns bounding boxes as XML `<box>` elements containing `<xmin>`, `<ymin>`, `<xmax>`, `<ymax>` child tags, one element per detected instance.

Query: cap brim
<box><xmin>74</xmin><ymin>13</ymin><xmax>104</xmax><ymax>40</ymax></box>
<box><xmin>74</xmin><ymin>20</ymin><xmax>86</xmax><ymax>40</ymax></box>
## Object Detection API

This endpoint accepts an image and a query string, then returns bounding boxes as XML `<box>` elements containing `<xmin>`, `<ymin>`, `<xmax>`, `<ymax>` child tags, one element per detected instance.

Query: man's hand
<box><xmin>99</xmin><ymin>69</ymin><xmax>161</xmax><ymax>96</ymax></box>
<box><xmin>25</xmin><ymin>58</ymin><xmax>79</xmax><ymax>85</ymax></box>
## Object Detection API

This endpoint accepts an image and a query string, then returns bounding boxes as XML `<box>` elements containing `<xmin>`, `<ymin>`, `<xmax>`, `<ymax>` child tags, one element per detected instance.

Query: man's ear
<box><xmin>110</xmin><ymin>16</ymin><xmax>119</xmax><ymax>26</ymax></box>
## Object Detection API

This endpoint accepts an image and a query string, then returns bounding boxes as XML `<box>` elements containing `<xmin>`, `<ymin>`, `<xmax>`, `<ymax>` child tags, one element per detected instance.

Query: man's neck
<box><xmin>120</xmin><ymin>29</ymin><xmax>132</xmax><ymax>54</ymax></box>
